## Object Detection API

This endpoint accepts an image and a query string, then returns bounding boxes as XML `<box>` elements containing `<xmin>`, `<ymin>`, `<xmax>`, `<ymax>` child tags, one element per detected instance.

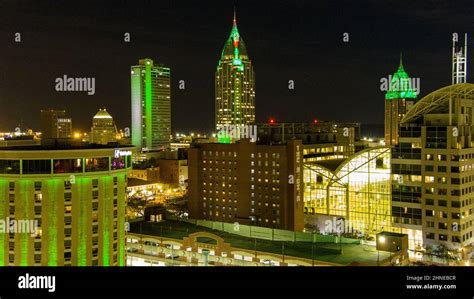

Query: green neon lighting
<box><xmin>145</xmin><ymin>60</ymin><xmax>153</xmax><ymax>150</ymax></box>
<box><xmin>47</xmin><ymin>179</ymin><xmax>59</xmax><ymax>266</ymax></box>
<box><xmin>102</xmin><ymin>176</ymin><xmax>112</xmax><ymax>266</ymax></box>
<box><xmin>118</xmin><ymin>174</ymin><xmax>126</xmax><ymax>266</ymax></box>
<box><xmin>217</xmin><ymin>129</ymin><xmax>231</xmax><ymax>144</ymax></box>
<box><xmin>219</xmin><ymin>15</ymin><xmax>247</xmax><ymax>61</ymax></box>
<box><xmin>234</xmin><ymin>46</ymin><xmax>240</xmax><ymax>60</ymax></box>
<box><xmin>385</xmin><ymin>61</ymin><xmax>417</xmax><ymax>100</ymax></box>
<box><xmin>0</xmin><ymin>179</ymin><xmax>6</xmax><ymax>266</ymax></box>
<box><xmin>19</xmin><ymin>180</ymin><xmax>32</xmax><ymax>266</ymax></box>
<box><xmin>232</xmin><ymin>58</ymin><xmax>242</xmax><ymax>66</ymax></box>
<box><xmin>218</xmin><ymin>136</ymin><xmax>231</xmax><ymax>144</ymax></box>
<box><xmin>77</xmin><ymin>178</ymin><xmax>90</xmax><ymax>266</ymax></box>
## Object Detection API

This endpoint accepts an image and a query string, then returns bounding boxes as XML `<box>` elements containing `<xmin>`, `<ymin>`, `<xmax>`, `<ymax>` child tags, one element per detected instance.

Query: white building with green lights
<box><xmin>0</xmin><ymin>144</ymin><xmax>133</xmax><ymax>266</ymax></box>
<box><xmin>131</xmin><ymin>58</ymin><xmax>171</xmax><ymax>151</ymax></box>
<box><xmin>215</xmin><ymin>12</ymin><xmax>256</xmax><ymax>134</ymax></box>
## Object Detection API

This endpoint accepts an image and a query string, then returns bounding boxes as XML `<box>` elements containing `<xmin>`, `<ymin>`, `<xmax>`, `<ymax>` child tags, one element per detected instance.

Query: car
<box><xmin>261</xmin><ymin>259</ymin><xmax>277</xmax><ymax>266</ymax></box>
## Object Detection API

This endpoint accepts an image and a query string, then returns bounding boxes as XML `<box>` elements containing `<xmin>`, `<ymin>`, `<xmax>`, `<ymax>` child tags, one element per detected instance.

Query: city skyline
<box><xmin>0</xmin><ymin>1</ymin><xmax>473</xmax><ymax>134</ymax></box>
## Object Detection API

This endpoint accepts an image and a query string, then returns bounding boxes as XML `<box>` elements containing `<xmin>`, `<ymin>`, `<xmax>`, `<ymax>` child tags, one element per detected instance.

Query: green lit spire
<box><xmin>220</xmin><ymin>10</ymin><xmax>248</xmax><ymax>62</ymax></box>
<box><xmin>385</xmin><ymin>54</ymin><xmax>417</xmax><ymax>100</ymax></box>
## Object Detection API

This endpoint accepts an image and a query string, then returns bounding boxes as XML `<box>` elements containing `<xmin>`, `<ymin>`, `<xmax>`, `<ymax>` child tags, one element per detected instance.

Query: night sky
<box><xmin>0</xmin><ymin>0</ymin><xmax>473</xmax><ymax>134</ymax></box>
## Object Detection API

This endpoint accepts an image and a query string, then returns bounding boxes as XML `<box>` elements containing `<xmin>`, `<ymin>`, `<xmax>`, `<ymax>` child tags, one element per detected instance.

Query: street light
<box><xmin>378</xmin><ymin>236</ymin><xmax>385</xmax><ymax>266</ymax></box>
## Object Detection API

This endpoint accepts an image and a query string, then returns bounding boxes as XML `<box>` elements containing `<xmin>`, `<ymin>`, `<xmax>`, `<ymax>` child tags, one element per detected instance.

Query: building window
<box><xmin>23</xmin><ymin>160</ymin><xmax>52</xmax><ymax>174</ymax></box>
<box><xmin>53</xmin><ymin>159</ymin><xmax>82</xmax><ymax>173</ymax></box>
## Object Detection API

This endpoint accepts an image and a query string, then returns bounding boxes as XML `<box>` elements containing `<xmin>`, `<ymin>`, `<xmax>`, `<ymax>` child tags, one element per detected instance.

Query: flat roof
<box><xmin>0</xmin><ymin>142</ymin><xmax>134</xmax><ymax>151</ymax></box>
<box><xmin>377</xmin><ymin>231</ymin><xmax>407</xmax><ymax>238</ymax></box>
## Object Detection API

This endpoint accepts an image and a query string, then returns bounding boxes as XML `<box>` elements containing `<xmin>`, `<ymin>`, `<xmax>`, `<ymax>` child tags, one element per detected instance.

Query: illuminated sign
<box><xmin>114</xmin><ymin>149</ymin><xmax>132</xmax><ymax>158</ymax></box>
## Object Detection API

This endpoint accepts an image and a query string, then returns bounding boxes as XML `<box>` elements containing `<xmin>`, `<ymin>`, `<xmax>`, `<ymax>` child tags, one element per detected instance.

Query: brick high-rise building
<box><xmin>188</xmin><ymin>139</ymin><xmax>304</xmax><ymax>231</ymax></box>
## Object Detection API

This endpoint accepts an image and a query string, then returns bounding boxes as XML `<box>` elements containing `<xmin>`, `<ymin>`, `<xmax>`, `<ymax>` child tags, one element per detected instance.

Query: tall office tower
<box><xmin>0</xmin><ymin>143</ymin><xmax>134</xmax><ymax>266</ymax></box>
<box><xmin>56</xmin><ymin>118</ymin><xmax>72</xmax><ymax>138</ymax></box>
<box><xmin>453</xmin><ymin>33</ymin><xmax>468</xmax><ymax>84</ymax></box>
<box><xmin>40</xmin><ymin>109</ymin><xmax>72</xmax><ymax>139</ymax></box>
<box><xmin>91</xmin><ymin>108</ymin><xmax>117</xmax><ymax>145</ymax></box>
<box><xmin>188</xmin><ymin>139</ymin><xmax>304</xmax><ymax>231</ymax></box>
<box><xmin>392</xmin><ymin>83</ymin><xmax>474</xmax><ymax>255</ymax></box>
<box><xmin>384</xmin><ymin>57</ymin><xmax>417</xmax><ymax>146</ymax></box>
<box><xmin>215</xmin><ymin>11</ymin><xmax>255</xmax><ymax>130</ymax></box>
<box><xmin>131</xmin><ymin>58</ymin><xmax>171</xmax><ymax>151</ymax></box>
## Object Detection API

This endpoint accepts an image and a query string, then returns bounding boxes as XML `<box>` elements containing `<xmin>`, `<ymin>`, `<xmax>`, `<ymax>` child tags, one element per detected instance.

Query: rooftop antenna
<box><xmin>233</xmin><ymin>6</ymin><xmax>237</xmax><ymax>25</ymax></box>
<box><xmin>452</xmin><ymin>33</ymin><xmax>468</xmax><ymax>84</ymax></box>
<box><xmin>450</xmin><ymin>33</ymin><xmax>468</xmax><ymax>126</ymax></box>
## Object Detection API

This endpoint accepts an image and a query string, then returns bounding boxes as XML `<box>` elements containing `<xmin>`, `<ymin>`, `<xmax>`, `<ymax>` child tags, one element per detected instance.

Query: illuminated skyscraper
<box><xmin>40</xmin><ymin>109</ymin><xmax>72</xmax><ymax>140</ymax></box>
<box><xmin>91</xmin><ymin>108</ymin><xmax>117</xmax><ymax>145</ymax></box>
<box><xmin>131</xmin><ymin>59</ymin><xmax>171</xmax><ymax>151</ymax></box>
<box><xmin>384</xmin><ymin>57</ymin><xmax>417</xmax><ymax>146</ymax></box>
<box><xmin>215</xmin><ymin>11</ymin><xmax>255</xmax><ymax>130</ymax></box>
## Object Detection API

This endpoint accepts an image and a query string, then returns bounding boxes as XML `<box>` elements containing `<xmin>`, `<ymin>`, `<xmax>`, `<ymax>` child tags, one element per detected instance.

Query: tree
<box><xmin>127</xmin><ymin>197</ymin><xmax>148</xmax><ymax>217</ymax></box>
<box><xmin>304</xmin><ymin>223</ymin><xmax>319</xmax><ymax>233</ymax></box>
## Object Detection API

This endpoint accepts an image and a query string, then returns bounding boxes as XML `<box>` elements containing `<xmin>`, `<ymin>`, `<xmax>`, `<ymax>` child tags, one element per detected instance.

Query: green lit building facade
<box><xmin>215</xmin><ymin>13</ymin><xmax>255</xmax><ymax>130</ymax></box>
<box><xmin>384</xmin><ymin>58</ymin><xmax>417</xmax><ymax>146</ymax></box>
<box><xmin>0</xmin><ymin>145</ymin><xmax>133</xmax><ymax>266</ymax></box>
<box><xmin>131</xmin><ymin>58</ymin><xmax>171</xmax><ymax>151</ymax></box>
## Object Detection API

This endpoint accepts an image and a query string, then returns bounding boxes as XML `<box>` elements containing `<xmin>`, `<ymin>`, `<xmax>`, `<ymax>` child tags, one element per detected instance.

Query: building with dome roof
<box><xmin>91</xmin><ymin>108</ymin><xmax>117</xmax><ymax>145</ymax></box>
<box><xmin>215</xmin><ymin>11</ymin><xmax>255</xmax><ymax>132</ymax></box>
<box><xmin>391</xmin><ymin>83</ymin><xmax>474</xmax><ymax>256</ymax></box>
<box><xmin>384</xmin><ymin>56</ymin><xmax>418</xmax><ymax>146</ymax></box>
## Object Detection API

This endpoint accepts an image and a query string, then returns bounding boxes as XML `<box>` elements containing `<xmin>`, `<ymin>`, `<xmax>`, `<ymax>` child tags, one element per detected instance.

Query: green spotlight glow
<box><xmin>0</xmin><ymin>179</ymin><xmax>6</xmax><ymax>266</ymax></box>
<box><xmin>47</xmin><ymin>179</ymin><xmax>60</xmax><ymax>266</ymax></box>
<box><xmin>385</xmin><ymin>63</ymin><xmax>417</xmax><ymax>100</ymax></box>
<box><xmin>102</xmin><ymin>176</ymin><xmax>112</xmax><ymax>266</ymax></box>
<box><xmin>77</xmin><ymin>178</ymin><xmax>90</xmax><ymax>266</ymax></box>
<box><xmin>118</xmin><ymin>174</ymin><xmax>126</xmax><ymax>266</ymax></box>
<box><xmin>19</xmin><ymin>180</ymin><xmax>32</xmax><ymax>266</ymax></box>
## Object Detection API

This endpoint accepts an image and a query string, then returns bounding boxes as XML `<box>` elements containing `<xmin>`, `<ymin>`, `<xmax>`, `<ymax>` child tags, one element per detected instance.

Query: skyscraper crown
<box><xmin>385</xmin><ymin>55</ymin><xmax>417</xmax><ymax>100</ymax></box>
<box><xmin>220</xmin><ymin>11</ymin><xmax>248</xmax><ymax>61</ymax></box>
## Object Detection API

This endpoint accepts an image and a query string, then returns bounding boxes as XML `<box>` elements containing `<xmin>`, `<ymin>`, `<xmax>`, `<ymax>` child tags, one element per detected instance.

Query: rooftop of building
<box><xmin>93</xmin><ymin>109</ymin><xmax>113</xmax><ymax>119</ymax></box>
<box><xmin>402</xmin><ymin>83</ymin><xmax>474</xmax><ymax>124</ymax></box>
<box><xmin>129</xmin><ymin>219</ymin><xmax>392</xmax><ymax>266</ymax></box>
<box><xmin>255</xmin><ymin>121</ymin><xmax>360</xmax><ymax>126</ymax></box>
<box><xmin>306</xmin><ymin>146</ymin><xmax>391</xmax><ymax>176</ymax></box>
<box><xmin>385</xmin><ymin>55</ymin><xmax>418</xmax><ymax>100</ymax></box>
<box><xmin>377</xmin><ymin>231</ymin><xmax>407</xmax><ymax>238</ymax></box>
<box><xmin>0</xmin><ymin>139</ymin><xmax>134</xmax><ymax>151</ymax></box>
<box><xmin>220</xmin><ymin>11</ymin><xmax>249</xmax><ymax>61</ymax></box>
